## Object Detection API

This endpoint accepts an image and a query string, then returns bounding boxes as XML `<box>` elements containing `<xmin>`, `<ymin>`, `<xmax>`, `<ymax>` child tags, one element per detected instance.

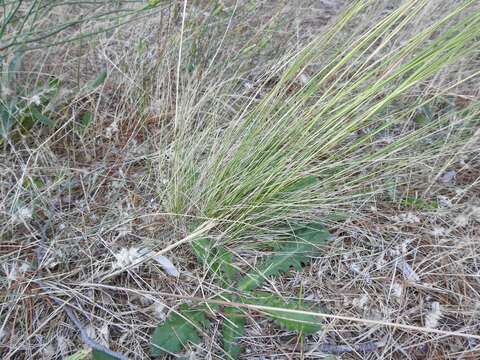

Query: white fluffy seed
<box><xmin>397</xmin><ymin>258</ymin><xmax>420</xmax><ymax>282</ymax></box>
<box><xmin>471</xmin><ymin>206</ymin><xmax>480</xmax><ymax>221</ymax></box>
<box><xmin>12</xmin><ymin>207</ymin><xmax>32</xmax><ymax>224</ymax></box>
<box><xmin>429</xmin><ymin>227</ymin><xmax>447</xmax><ymax>237</ymax></box>
<box><xmin>454</xmin><ymin>214</ymin><xmax>469</xmax><ymax>227</ymax></box>
<box><xmin>353</xmin><ymin>294</ymin><xmax>369</xmax><ymax>309</ymax></box>
<box><xmin>154</xmin><ymin>302</ymin><xmax>166</xmax><ymax>321</ymax></box>
<box><xmin>153</xmin><ymin>255</ymin><xmax>180</xmax><ymax>277</ymax></box>
<box><xmin>391</xmin><ymin>282</ymin><xmax>403</xmax><ymax>298</ymax></box>
<box><xmin>112</xmin><ymin>247</ymin><xmax>142</xmax><ymax>269</ymax></box>
<box><xmin>30</xmin><ymin>94</ymin><xmax>41</xmax><ymax>106</ymax></box>
<box><xmin>425</xmin><ymin>302</ymin><xmax>442</xmax><ymax>329</ymax></box>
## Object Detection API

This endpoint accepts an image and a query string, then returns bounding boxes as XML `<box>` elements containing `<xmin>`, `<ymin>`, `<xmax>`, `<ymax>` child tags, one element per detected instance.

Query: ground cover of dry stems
<box><xmin>1</xmin><ymin>1</ymin><xmax>480</xmax><ymax>359</ymax></box>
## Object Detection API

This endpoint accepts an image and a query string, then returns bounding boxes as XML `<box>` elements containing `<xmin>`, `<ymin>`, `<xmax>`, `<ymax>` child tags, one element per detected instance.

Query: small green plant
<box><xmin>1</xmin><ymin>52</ymin><xmax>58</xmax><ymax>141</ymax></box>
<box><xmin>150</xmin><ymin>223</ymin><xmax>330</xmax><ymax>358</ymax></box>
<box><xmin>0</xmin><ymin>0</ymin><xmax>160</xmax><ymax>143</ymax></box>
<box><xmin>0</xmin><ymin>66</ymin><xmax>107</xmax><ymax>143</ymax></box>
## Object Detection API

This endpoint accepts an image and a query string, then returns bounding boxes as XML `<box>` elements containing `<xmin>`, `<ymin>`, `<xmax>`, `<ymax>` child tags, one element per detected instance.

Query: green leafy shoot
<box><xmin>400</xmin><ymin>197</ymin><xmax>438</xmax><ymax>210</ymax></box>
<box><xmin>192</xmin><ymin>238</ymin><xmax>239</xmax><ymax>286</ymax></box>
<box><xmin>87</xmin><ymin>71</ymin><xmax>108</xmax><ymax>91</ymax></box>
<box><xmin>246</xmin><ymin>292</ymin><xmax>323</xmax><ymax>333</ymax></box>
<box><xmin>92</xmin><ymin>349</ymin><xmax>121</xmax><ymax>360</ymax></box>
<box><xmin>153</xmin><ymin>223</ymin><xmax>330</xmax><ymax>358</ymax></box>
<box><xmin>191</xmin><ymin>238</ymin><xmax>213</xmax><ymax>264</ymax></box>
<box><xmin>29</xmin><ymin>106</ymin><xmax>54</xmax><ymax>128</ymax></box>
<box><xmin>281</xmin><ymin>175</ymin><xmax>319</xmax><ymax>195</ymax></box>
<box><xmin>151</xmin><ymin>304</ymin><xmax>210</xmax><ymax>357</ymax></box>
<box><xmin>75</xmin><ymin>111</ymin><xmax>94</xmax><ymax>137</ymax></box>
<box><xmin>65</xmin><ymin>350</ymin><xmax>90</xmax><ymax>360</ymax></box>
<box><xmin>222</xmin><ymin>307</ymin><xmax>246</xmax><ymax>360</ymax></box>
<box><xmin>238</xmin><ymin>223</ymin><xmax>330</xmax><ymax>291</ymax></box>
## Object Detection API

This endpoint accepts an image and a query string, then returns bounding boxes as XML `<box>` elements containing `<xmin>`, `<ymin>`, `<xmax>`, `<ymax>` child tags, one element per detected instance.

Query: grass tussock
<box><xmin>169</xmin><ymin>0</ymin><xmax>480</xmax><ymax>241</ymax></box>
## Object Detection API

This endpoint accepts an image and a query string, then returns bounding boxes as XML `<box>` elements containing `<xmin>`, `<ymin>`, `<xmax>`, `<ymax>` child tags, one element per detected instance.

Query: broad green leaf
<box><xmin>151</xmin><ymin>304</ymin><xmax>209</xmax><ymax>356</ymax></box>
<box><xmin>0</xmin><ymin>102</ymin><xmax>14</xmax><ymax>139</ymax></box>
<box><xmin>19</xmin><ymin>113</ymin><xmax>37</xmax><ymax>133</ymax></box>
<box><xmin>76</xmin><ymin>111</ymin><xmax>93</xmax><ymax>136</ymax></box>
<box><xmin>215</xmin><ymin>248</ymin><xmax>237</xmax><ymax>283</ymax></box>
<box><xmin>238</xmin><ymin>223</ymin><xmax>329</xmax><ymax>291</ymax></box>
<box><xmin>65</xmin><ymin>349</ymin><xmax>90</xmax><ymax>360</ymax></box>
<box><xmin>283</xmin><ymin>175</ymin><xmax>318</xmax><ymax>193</ymax></box>
<box><xmin>92</xmin><ymin>349</ymin><xmax>121</xmax><ymax>360</ymax></box>
<box><xmin>191</xmin><ymin>239</ymin><xmax>238</xmax><ymax>285</ymax></box>
<box><xmin>246</xmin><ymin>292</ymin><xmax>322</xmax><ymax>333</ymax></box>
<box><xmin>88</xmin><ymin>71</ymin><xmax>107</xmax><ymax>90</ymax></box>
<box><xmin>191</xmin><ymin>238</ymin><xmax>213</xmax><ymax>263</ymax></box>
<box><xmin>222</xmin><ymin>306</ymin><xmax>246</xmax><ymax>360</ymax></box>
<box><xmin>30</xmin><ymin>106</ymin><xmax>54</xmax><ymax>127</ymax></box>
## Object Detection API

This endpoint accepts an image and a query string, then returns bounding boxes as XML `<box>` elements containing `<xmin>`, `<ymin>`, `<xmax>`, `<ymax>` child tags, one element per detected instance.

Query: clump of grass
<box><xmin>168</xmin><ymin>0</ymin><xmax>480</xmax><ymax>244</ymax></box>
